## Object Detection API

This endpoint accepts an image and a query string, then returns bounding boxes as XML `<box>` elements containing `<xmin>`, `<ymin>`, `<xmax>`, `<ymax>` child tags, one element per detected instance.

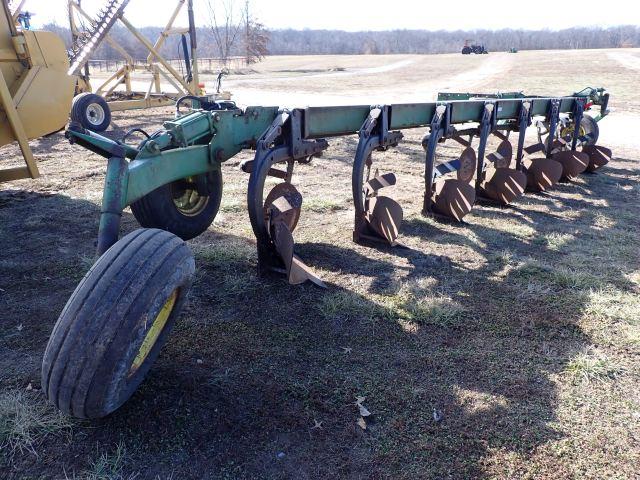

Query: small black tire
<box><xmin>580</xmin><ymin>115</ymin><xmax>599</xmax><ymax>146</ymax></box>
<box><xmin>41</xmin><ymin>229</ymin><xmax>195</xmax><ymax>419</ymax></box>
<box><xmin>131</xmin><ymin>172</ymin><xmax>223</xmax><ymax>241</ymax></box>
<box><xmin>71</xmin><ymin>92</ymin><xmax>111</xmax><ymax>132</ymax></box>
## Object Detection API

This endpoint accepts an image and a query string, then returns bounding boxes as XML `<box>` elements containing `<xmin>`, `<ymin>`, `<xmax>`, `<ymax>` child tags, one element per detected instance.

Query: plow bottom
<box><xmin>583</xmin><ymin>145</ymin><xmax>612</xmax><ymax>172</ymax></box>
<box><xmin>523</xmin><ymin>158</ymin><xmax>563</xmax><ymax>192</ymax></box>
<box><xmin>266</xmin><ymin>183</ymin><xmax>325</xmax><ymax>287</ymax></box>
<box><xmin>552</xmin><ymin>150</ymin><xmax>590</xmax><ymax>180</ymax></box>
<box><xmin>480</xmin><ymin>167</ymin><xmax>527</xmax><ymax>204</ymax></box>
<box><xmin>431</xmin><ymin>179</ymin><xmax>476</xmax><ymax>221</ymax></box>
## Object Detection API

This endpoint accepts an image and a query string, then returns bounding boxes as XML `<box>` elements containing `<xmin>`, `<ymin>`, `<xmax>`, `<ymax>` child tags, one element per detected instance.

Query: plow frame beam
<box><xmin>63</xmin><ymin>94</ymin><xmax>605</xmax><ymax>253</ymax></box>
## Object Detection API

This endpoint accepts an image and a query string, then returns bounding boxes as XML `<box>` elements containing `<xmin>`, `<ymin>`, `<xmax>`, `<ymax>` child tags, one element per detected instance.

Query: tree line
<box><xmin>42</xmin><ymin>23</ymin><xmax>639</xmax><ymax>61</ymax></box>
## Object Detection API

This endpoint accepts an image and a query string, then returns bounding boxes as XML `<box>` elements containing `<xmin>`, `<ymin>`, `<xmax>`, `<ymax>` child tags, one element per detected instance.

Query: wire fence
<box><xmin>88</xmin><ymin>57</ymin><xmax>247</xmax><ymax>74</ymax></box>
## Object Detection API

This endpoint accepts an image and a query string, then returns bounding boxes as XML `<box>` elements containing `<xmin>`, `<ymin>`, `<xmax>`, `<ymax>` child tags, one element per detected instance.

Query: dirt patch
<box><xmin>607</xmin><ymin>51</ymin><xmax>640</xmax><ymax>71</ymax></box>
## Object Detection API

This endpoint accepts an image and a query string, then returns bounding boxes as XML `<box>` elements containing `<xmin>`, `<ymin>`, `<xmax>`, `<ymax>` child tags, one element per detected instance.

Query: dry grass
<box><xmin>0</xmin><ymin>390</ymin><xmax>73</xmax><ymax>459</ymax></box>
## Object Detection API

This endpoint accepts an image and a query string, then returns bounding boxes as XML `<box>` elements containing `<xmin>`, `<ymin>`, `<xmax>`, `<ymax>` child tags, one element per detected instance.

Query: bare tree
<box><xmin>206</xmin><ymin>0</ymin><xmax>243</xmax><ymax>65</ymax></box>
<box><xmin>243</xmin><ymin>0</ymin><xmax>268</xmax><ymax>65</ymax></box>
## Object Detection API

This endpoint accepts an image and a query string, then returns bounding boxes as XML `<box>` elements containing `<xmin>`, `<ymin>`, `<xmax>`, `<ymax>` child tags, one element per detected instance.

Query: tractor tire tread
<box><xmin>130</xmin><ymin>172</ymin><xmax>222</xmax><ymax>240</ymax></box>
<box><xmin>41</xmin><ymin>228</ymin><xmax>194</xmax><ymax>419</ymax></box>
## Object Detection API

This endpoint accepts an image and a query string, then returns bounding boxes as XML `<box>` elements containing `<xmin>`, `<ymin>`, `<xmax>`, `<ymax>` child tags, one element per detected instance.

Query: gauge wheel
<box><xmin>131</xmin><ymin>171</ymin><xmax>223</xmax><ymax>241</ymax></box>
<box><xmin>41</xmin><ymin>228</ymin><xmax>195</xmax><ymax>419</ymax></box>
<box><xmin>560</xmin><ymin>115</ymin><xmax>599</xmax><ymax>146</ymax></box>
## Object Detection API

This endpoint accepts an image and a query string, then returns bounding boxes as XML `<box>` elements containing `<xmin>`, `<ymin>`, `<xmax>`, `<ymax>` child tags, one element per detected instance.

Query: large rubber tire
<box><xmin>581</xmin><ymin>115</ymin><xmax>599</xmax><ymax>146</ymax></box>
<box><xmin>71</xmin><ymin>92</ymin><xmax>111</xmax><ymax>132</ymax></box>
<box><xmin>41</xmin><ymin>229</ymin><xmax>195</xmax><ymax>419</ymax></box>
<box><xmin>461</xmin><ymin>46</ymin><xmax>471</xmax><ymax>54</ymax></box>
<box><xmin>131</xmin><ymin>172</ymin><xmax>223</xmax><ymax>241</ymax></box>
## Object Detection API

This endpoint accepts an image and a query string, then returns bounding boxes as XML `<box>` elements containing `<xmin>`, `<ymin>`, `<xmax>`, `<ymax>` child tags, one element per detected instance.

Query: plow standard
<box><xmin>42</xmin><ymin>87</ymin><xmax>612</xmax><ymax>418</ymax></box>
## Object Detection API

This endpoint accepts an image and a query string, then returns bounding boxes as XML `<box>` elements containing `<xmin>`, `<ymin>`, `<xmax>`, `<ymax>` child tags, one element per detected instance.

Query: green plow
<box><xmin>42</xmin><ymin>87</ymin><xmax>613</xmax><ymax>419</ymax></box>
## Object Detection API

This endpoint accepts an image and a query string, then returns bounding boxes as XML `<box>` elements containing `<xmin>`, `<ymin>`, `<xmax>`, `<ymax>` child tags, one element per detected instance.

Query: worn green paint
<box><xmin>65</xmin><ymin>95</ymin><xmax>602</xmax><ymax>222</ymax></box>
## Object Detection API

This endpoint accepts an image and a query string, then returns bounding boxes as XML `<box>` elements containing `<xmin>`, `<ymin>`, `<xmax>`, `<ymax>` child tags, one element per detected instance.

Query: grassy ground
<box><xmin>1</xmin><ymin>50</ymin><xmax>639</xmax><ymax>478</ymax></box>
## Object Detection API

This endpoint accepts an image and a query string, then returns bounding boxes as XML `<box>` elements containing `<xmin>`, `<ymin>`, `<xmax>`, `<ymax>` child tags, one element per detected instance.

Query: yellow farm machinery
<box><xmin>0</xmin><ymin>0</ymin><xmax>75</xmax><ymax>182</ymax></box>
<box><xmin>1</xmin><ymin>0</ymin><xmax>210</xmax><ymax>183</ymax></box>
<box><xmin>39</xmin><ymin>81</ymin><xmax>612</xmax><ymax>418</ymax></box>
<box><xmin>67</xmin><ymin>0</ymin><xmax>210</xmax><ymax>130</ymax></box>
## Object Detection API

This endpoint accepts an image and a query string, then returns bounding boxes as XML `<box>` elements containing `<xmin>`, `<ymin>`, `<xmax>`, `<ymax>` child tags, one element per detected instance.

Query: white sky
<box><xmin>24</xmin><ymin>0</ymin><xmax>640</xmax><ymax>31</ymax></box>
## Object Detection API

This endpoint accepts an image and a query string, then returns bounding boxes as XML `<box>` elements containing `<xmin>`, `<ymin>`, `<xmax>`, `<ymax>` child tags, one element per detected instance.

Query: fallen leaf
<box><xmin>16</xmin><ymin>324</ymin><xmax>23</xmax><ymax>331</ymax></box>
<box><xmin>433</xmin><ymin>408</ymin><xmax>443</xmax><ymax>423</ymax></box>
<box><xmin>357</xmin><ymin>417</ymin><xmax>367</xmax><ymax>430</ymax></box>
<box><xmin>358</xmin><ymin>404</ymin><xmax>371</xmax><ymax>417</ymax></box>
<box><xmin>311</xmin><ymin>419</ymin><xmax>323</xmax><ymax>429</ymax></box>
<box><xmin>355</xmin><ymin>396</ymin><xmax>371</xmax><ymax>416</ymax></box>
<box><xmin>341</xmin><ymin>347</ymin><xmax>352</xmax><ymax>354</ymax></box>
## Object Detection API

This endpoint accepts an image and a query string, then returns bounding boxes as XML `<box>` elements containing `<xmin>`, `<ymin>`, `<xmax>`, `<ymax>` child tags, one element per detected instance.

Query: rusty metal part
<box><xmin>457</xmin><ymin>147</ymin><xmax>477</xmax><ymax>183</ymax></box>
<box><xmin>431</xmin><ymin>179</ymin><xmax>476</xmax><ymax>221</ymax></box>
<box><xmin>264</xmin><ymin>182</ymin><xmax>302</xmax><ymax>233</ymax></box>
<box><xmin>523</xmin><ymin>158</ymin><xmax>563</xmax><ymax>192</ymax></box>
<box><xmin>352</xmin><ymin>106</ymin><xmax>404</xmax><ymax>245</ymax></box>
<box><xmin>271</xmin><ymin>222</ymin><xmax>325</xmax><ymax>287</ymax></box>
<box><xmin>364</xmin><ymin>172</ymin><xmax>396</xmax><ymax>196</ymax></box>
<box><xmin>356</xmin><ymin>171</ymin><xmax>403</xmax><ymax>246</ymax></box>
<box><xmin>582</xmin><ymin>145</ymin><xmax>612</xmax><ymax>172</ymax></box>
<box><xmin>524</xmin><ymin>142</ymin><xmax>546</xmax><ymax>155</ymax></box>
<box><xmin>486</xmin><ymin>140</ymin><xmax>513</xmax><ymax>168</ymax></box>
<box><xmin>552</xmin><ymin>150</ymin><xmax>590</xmax><ymax>180</ymax></box>
<box><xmin>480</xmin><ymin>167</ymin><xmax>527</xmax><ymax>205</ymax></box>
<box><xmin>364</xmin><ymin>195</ymin><xmax>403</xmax><ymax>245</ymax></box>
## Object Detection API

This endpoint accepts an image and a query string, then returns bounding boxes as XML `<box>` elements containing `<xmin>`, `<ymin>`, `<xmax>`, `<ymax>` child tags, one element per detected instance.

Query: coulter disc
<box><xmin>264</xmin><ymin>182</ymin><xmax>303</xmax><ymax>233</ymax></box>
<box><xmin>456</xmin><ymin>147</ymin><xmax>477</xmax><ymax>183</ymax></box>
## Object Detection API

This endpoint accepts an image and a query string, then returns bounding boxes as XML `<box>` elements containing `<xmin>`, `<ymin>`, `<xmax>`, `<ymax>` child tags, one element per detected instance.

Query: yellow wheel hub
<box><xmin>171</xmin><ymin>179</ymin><xmax>209</xmax><ymax>216</ymax></box>
<box><xmin>129</xmin><ymin>289</ymin><xmax>178</xmax><ymax>376</ymax></box>
<box><xmin>560</xmin><ymin>124</ymin><xmax>586</xmax><ymax>141</ymax></box>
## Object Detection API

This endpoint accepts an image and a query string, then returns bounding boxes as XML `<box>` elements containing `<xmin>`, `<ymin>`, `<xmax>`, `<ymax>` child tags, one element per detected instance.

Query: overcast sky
<box><xmin>25</xmin><ymin>0</ymin><xmax>640</xmax><ymax>31</ymax></box>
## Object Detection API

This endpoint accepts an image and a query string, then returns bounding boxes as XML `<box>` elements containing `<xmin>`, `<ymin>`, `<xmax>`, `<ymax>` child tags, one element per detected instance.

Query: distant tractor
<box><xmin>461</xmin><ymin>40</ymin><xmax>488</xmax><ymax>54</ymax></box>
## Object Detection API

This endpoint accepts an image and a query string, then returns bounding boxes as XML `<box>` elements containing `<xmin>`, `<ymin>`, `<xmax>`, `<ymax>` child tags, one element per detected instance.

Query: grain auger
<box><xmin>44</xmin><ymin>89</ymin><xmax>613</xmax><ymax>419</ymax></box>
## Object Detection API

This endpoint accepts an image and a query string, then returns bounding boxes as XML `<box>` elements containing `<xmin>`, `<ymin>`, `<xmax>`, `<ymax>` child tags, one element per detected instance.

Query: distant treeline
<box><xmin>42</xmin><ymin>23</ymin><xmax>639</xmax><ymax>60</ymax></box>
<box><xmin>267</xmin><ymin>26</ymin><xmax>639</xmax><ymax>54</ymax></box>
